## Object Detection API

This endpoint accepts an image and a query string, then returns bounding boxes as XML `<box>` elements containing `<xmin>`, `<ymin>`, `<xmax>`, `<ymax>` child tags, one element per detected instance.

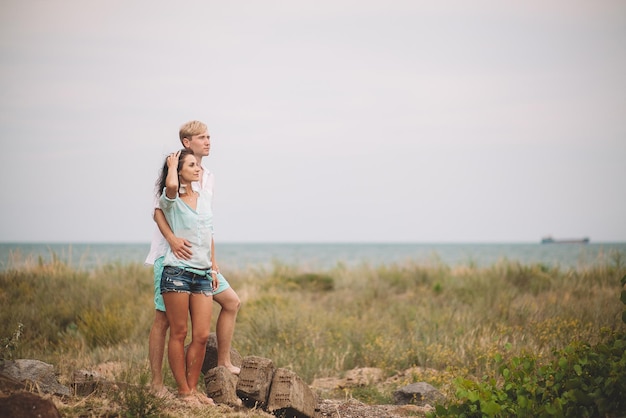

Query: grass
<box><xmin>1</xmin><ymin>250</ymin><xmax>624</xmax><ymax>416</ymax></box>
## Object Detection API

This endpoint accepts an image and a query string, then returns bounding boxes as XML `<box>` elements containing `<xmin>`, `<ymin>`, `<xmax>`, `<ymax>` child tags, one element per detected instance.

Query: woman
<box><xmin>156</xmin><ymin>148</ymin><xmax>217</xmax><ymax>405</ymax></box>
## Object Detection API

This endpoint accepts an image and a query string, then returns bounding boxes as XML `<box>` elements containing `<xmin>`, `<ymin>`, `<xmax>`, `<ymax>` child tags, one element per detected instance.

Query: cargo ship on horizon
<box><xmin>541</xmin><ymin>236</ymin><xmax>590</xmax><ymax>244</ymax></box>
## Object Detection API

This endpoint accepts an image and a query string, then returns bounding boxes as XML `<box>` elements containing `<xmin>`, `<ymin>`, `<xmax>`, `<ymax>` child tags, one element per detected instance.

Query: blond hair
<box><xmin>179</xmin><ymin>120</ymin><xmax>208</xmax><ymax>145</ymax></box>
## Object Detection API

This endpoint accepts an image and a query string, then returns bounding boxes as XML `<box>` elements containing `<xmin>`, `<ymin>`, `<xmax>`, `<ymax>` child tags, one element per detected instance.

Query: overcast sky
<box><xmin>1</xmin><ymin>0</ymin><xmax>625</xmax><ymax>243</ymax></box>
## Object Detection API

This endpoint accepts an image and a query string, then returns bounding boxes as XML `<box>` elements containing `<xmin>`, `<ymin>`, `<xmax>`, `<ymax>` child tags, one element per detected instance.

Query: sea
<box><xmin>1</xmin><ymin>242</ymin><xmax>625</xmax><ymax>272</ymax></box>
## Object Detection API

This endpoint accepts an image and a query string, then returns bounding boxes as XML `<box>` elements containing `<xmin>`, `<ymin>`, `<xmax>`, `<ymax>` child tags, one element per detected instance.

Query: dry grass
<box><xmin>1</xmin><ymin>249</ymin><xmax>625</xmax><ymax>416</ymax></box>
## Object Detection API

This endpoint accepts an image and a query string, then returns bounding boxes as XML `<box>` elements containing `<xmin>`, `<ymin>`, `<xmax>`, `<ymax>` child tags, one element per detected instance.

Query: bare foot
<box><xmin>150</xmin><ymin>385</ymin><xmax>174</xmax><ymax>399</ymax></box>
<box><xmin>191</xmin><ymin>390</ymin><xmax>216</xmax><ymax>406</ymax></box>
<box><xmin>177</xmin><ymin>393</ymin><xmax>203</xmax><ymax>407</ymax></box>
<box><xmin>221</xmin><ymin>364</ymin><xmax>241</xmax><ymax>375</ymax></box>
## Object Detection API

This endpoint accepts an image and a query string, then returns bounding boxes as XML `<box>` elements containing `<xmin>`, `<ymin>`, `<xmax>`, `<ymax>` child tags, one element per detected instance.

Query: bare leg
<box><xmin>149</xmin><ymin>258</ymin><xmax>171</xmax><ymax>396</ymax></box>
<box><xmin>213</xmin><ymin>288</ymin><xmax>241</xmax><ymax>374</ymax></box>
<box><xmin>149</xmin><ymin>310</ymin><xmax>169</xmax><ymax>393</ymax></box>
<box><xmin>163</xmin><ymin>292</ymin><xmax>192</xmax><ymax>396</ymax></box>
<box><xmin>186</xmin><ymin>292</ymin><xmax>212</xmax><ymax>391</ymax></box>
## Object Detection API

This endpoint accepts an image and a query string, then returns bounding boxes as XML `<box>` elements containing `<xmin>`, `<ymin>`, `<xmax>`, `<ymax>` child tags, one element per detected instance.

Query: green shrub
<box><xmin>284</xmin><ymin>272</ymin><xmax>335</xmax><ymax>292</ymax></box>
<box><xmin>431</xmin><ymin>274</ymin><xmax>626</xmax><ymax>417</ymax></box>
<box><xmin>432</xmin><ymin>332</ymin><xmax>626</xmax><ymax>417</ymax></box>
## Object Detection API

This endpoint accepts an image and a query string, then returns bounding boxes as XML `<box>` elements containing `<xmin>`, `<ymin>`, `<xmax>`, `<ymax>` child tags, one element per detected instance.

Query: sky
<box><xmin>1</xmin><ymin>0</ymin><xmax>625</xmax><ymax>243</ymax></box>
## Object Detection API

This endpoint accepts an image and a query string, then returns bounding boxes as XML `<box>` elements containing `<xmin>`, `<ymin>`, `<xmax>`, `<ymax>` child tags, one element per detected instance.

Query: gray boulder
<box><xmin>0</xmin><ymin>359</ymin><xmax>70</xmax><ymax>396</ymax></box>
<box><xmin>393</xmin><ymin>382</ymin><xmax>444</xmax><ymax>406</ymax></box>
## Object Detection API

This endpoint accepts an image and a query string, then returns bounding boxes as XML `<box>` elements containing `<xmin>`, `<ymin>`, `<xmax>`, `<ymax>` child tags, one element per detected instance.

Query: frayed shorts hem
<box><xmin>161</xmin><ymin>289</ymin><xmax>212</xmax><ymax>297</ymax></box>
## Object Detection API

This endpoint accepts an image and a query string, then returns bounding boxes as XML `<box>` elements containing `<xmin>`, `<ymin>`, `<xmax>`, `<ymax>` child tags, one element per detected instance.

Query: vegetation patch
<box><xmin>1</xmin><ymin>251</ymin><xmax>625</xmax><ymax>417</ymax></box>
<box><xmin>283</xmin><ymin>272</ymin><xmax>335</xmax><ymax>292</ymax></box>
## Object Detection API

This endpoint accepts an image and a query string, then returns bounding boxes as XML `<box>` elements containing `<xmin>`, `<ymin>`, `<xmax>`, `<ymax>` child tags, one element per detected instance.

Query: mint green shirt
<box><xmin>159</xmin><ymin>188</ymin><xmax>214</xmax><ymax>269</ymax></box>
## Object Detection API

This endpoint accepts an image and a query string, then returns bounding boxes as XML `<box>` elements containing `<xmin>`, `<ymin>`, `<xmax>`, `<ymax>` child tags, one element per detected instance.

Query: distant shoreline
<box><xmin>1</xmin><ymin>240</ymin><xmax>626</xmax><ymax>245</ymax></box>
<box><xmin>1</xmin><ymin>242</ymin><xmax>625</xmax><ymax>273</ymax></box>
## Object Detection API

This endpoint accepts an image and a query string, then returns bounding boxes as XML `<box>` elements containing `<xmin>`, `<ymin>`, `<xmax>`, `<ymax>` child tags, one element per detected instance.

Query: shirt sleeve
<box><xmin>159</xmin><ymin>189</ymin><xmax>176</xmax><ymax>211</ymax></box>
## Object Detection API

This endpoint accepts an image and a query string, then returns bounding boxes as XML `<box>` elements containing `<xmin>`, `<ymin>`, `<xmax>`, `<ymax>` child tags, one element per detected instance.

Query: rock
<box><xmin>236</xmin><ymin>356</ymin><xmax>275</xmax><ymax>408</ymax></box>
<box><xmin>0</xmin><ymin>360</ymin><xmax>70</xmax><ymax>397</ymax></box>
<box><xmin>0</xmin><ymin>391</ymin><xmax>61</xmax><ymax>418</ymax></box>
<box><xmin>205</xmin><ymin>366</ymin><xmax>242</xmax><ymax>407</ymax></box>
<box><xmin>200</xmin><ymin>333</ymin><xmax>243</xmax><ymax>375</ymax></box>
<box><xmin>392</xmin><ymin>382</ymin><xmax>444</xmax><ymax>406</ymax></box>
<box><xmin>267</xmin><ymin>367</ymin><xmax>319</xmax><ymax>418</ymax></box>
<box><xmin>72</xmin><ymin>369</ymin><xmax>105</xmax><ymax>396</ymax></box>
<box><xmin>71</xmin><ymin>369</ymin><xmax>122</xmax><ymax>396</ymax></box>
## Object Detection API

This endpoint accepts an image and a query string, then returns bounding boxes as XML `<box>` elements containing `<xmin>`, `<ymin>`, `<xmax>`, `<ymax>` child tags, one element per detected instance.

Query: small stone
<box><xmin>392</xmin><ymin>382</ymin><xmax>444</xmax><ymax>406</ymax></box>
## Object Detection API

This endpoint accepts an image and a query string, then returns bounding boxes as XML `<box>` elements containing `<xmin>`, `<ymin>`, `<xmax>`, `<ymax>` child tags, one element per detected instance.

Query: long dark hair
<box><xmin>155</xmin><ymin>148</ymin><xmax>195</xmax><ymax>198</ymax></box>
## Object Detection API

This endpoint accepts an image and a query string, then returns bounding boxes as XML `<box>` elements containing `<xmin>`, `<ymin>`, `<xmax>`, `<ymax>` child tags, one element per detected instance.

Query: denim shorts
<box><xmin>160</xmin><ymin>266</ymin><xmax>213</xmax><ymax>296</ymax></box>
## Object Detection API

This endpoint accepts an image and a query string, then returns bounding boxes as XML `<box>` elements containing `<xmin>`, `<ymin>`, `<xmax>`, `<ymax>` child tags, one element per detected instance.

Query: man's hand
<box><xmin>168</xmin><ymin>237</ymin><xmax>192</xmax><ymax>260</ymax></box>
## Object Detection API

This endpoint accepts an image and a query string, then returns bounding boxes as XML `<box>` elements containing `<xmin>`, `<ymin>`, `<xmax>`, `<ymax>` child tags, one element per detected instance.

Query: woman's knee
<box><xmin>168</xmin><ymin>325</ymin><xmax>188</xmax><ymax>341</ymax></box>
<box><xmin>191</xmin><ymin>332</ymin><xmax>210</xmax><ymax>346</ymax></box>
<box><xmin>217</xmin><ymin>293</ymin><xmax>241</xmax><ymax>312</ymax></box>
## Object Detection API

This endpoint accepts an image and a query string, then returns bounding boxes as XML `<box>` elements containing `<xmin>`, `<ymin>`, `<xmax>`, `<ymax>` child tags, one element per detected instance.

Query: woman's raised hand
<box><xmin>167</xmin><ymin>150</ymin><xmax>181</xmax><ymax>168</ymax></box>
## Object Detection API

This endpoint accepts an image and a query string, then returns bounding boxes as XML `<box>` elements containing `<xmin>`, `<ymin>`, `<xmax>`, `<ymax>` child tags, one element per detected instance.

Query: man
<box><xmin>145</xmin><ymin>120</ymin><xmax>241</xmax><ymax>397</ymax></box>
